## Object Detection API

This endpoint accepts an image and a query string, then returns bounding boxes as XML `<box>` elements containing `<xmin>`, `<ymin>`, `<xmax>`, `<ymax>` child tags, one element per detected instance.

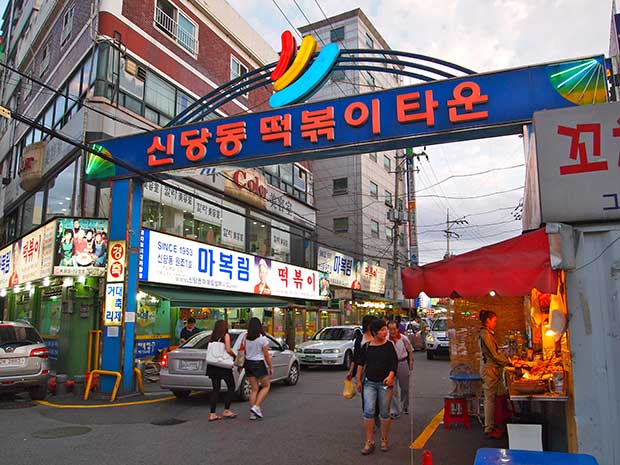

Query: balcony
<box><xmin>154</xmin><ymin>6</ymin><xmax>197</xmax><ymax>55</ymax></box>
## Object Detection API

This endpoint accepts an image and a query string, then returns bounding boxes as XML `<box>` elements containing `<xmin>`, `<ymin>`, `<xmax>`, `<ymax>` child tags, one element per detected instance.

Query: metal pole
<box><xmin>393</xmin><ymin>157</ymin><xmax>400</xmax><ymax>317</ymax></box>
<box><xmin>404</xmin><ymin>149</ymin><xmax>419</xmax><ymax>267</ymax></box>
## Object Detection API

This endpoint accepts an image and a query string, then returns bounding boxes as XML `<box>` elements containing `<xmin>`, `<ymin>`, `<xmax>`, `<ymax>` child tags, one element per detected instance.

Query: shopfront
<box><xmin>134</xmin><ymin>228</ymin><xmax>325</xmax><ymax>357</ymax></box>
<box><xmin>0</xmin><ymin>217</ymin><xmax>109</xmax><ymax>377</ymax></box>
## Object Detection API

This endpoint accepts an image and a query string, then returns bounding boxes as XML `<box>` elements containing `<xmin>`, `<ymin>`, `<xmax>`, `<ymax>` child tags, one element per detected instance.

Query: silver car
<box><xmin>160</xmin><ymin>329</ymin><xmax>300</xmax><ymax>400</ymax></box>
<box><xmin>0</xmin><ymin>321</ymin><xmax>50</xmax><ymax>400</ymax></box>
<box><xmin>295</xmin><ymin>326</ymin><xmax>361</xmax><ymax>369</ymax></box>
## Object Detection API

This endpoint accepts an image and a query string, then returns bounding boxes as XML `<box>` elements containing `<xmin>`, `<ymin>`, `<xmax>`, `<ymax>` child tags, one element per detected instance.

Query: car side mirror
<box><xmin>282</xmin><ymin>343</ymin><xmax>289</xmax><ymax>351</ymax></box>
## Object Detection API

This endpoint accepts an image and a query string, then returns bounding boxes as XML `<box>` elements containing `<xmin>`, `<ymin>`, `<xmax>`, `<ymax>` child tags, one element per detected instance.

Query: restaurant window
<box><xmin>46</xmin><ymin>161</ymin><xmax>77</xmax><ymax>219</ymax></box>
<box><xmin>369</xmin><ymin>181</ymin><xmax>378</xmax><ymax>199</ymax></box>
<box><xmin>384</xmin><ymin>190</ymin><xmax>393</xmax><ymax>207</ymax></box>
<box><xmin>333</xmin><ymin>177</ymin><xmax>348</xmax><ymax>195</ymax></box>
<box><xmin>384</xmin><ymin>155</ymin><xmax>391</xmax><ymax>172</ymax></box>
<box><xmin>330</xmin><ymin>26</ymin><xmax>344</xmax><ymax>42</ymax></box>
<box><xmin>370</xmin><ymin>220</ymin><xmax>380</xmax><ymax>238</ymax></box>
<box><xmin>248</xmin><ymin>217</ymin><xmax>270</xmax><ymax>256</ymax></box>
<box><xmin>333</xmin><ymin>217</ymin><xmax>348</xmax><ymax>233</ymax></box>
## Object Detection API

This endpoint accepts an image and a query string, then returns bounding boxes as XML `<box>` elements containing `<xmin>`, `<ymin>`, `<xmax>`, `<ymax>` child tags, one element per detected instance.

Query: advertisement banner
<box><xmin>135</xmin><ymin>337</ymin><xmax>171</xmax><ymax>359</ymax></box>
<box><xmin>11</xmin><ymin>222</ymin><xmax>55</xmax><ymax>284</ymax></box>
<box><xmin>107</xmin><ymin>241</ymin><xmax>126</xmax><ymax>282</ymax></box>
<box><xmin>139</xmin><ymin>229</ymin><xmax>324</xmax><ymax>301</ymax></box>
<box><xmin>53</xmin><ymin>218</ymin><xmax>109</xmax><ymax>276</ymax></box>
<box><xmin>104</xmin><ymin>283</ymin><xmax>124</xmax><ymax>326</ymax></box>
<box><xmin>317</xmin><ymin>246</ymin><xmax>386</xmax><ymax>294</ymax></box>
<box><xmin>534</xmin><ymin>102</ymin><xmax>620</xmax><ymax>223</ymax></box>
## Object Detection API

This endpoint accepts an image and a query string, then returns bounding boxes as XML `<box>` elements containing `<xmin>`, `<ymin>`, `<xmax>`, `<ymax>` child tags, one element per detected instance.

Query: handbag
<box><xmin>206</xmin><ymin>340</ymin><xmax>233</xmax><ymax>368</ymax></box>
<box><xmin>343</xmin><ymin>378</ymin><xmax>356</xmax><ymax>400</ymax></box>
<box><xmin>234</xmin><ymin>335</ymin><xmax>246</xmax><ymax>368</ymax></box>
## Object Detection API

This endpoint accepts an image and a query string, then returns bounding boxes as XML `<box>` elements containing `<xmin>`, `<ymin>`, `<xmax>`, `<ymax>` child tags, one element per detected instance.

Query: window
<box><xmin>61</xmin><ymin>6</ymin><xmax>74</xmax><ymax>47</ymax></box>
<box><xmin>365</xmin><ymin>72</ymin><xmax>375</xmax><ymax>88</ymax></box>
<box><xmin>370</xmin><ymin>220</ymin><xmax>380</xmax><ymax>238</ymax></box>
<box><xmin>365</xmin><ymin>33</ymin><xmax>374</xmax><ymax>49</ymax></box>
<box><xmin>40</xmin><ymin>45</ymin><xmax>50</xmax><ymax>75</ymax></box>
<box><xmin>46</xmin><ymin>161</ymin><xmax>77</xmax><ymax>219</ymax></box>
<box><xmin>331</xmin><ymin>69</ymin><xmax>345</xmax><ymax>82</ymax></box>
<box><xmin>249</xmin><ymin>218</ymin><xmax>271</xmax><ymax>256</ymax></box>
<box><xmin>333</xmin><ymin>217</ymin><xmax>349</xmax><ymax>233</ymax></box>
<box><xmin>384</xmin><ymin>190</ymin><xmax>393</xmax><ymax>207</ymax></box>
<box><xmin>369</xmin><ymin>181</ymin><xmax>378</xmax><ymax>199</ymax></box>
<box><xmin>231</xmin><ymin>56</ymin><xmax>249</xmax><ymax>98</ymax></box>
<box><xmin>369</xmin><ymin>152</ymin><xmax>377</xmax><ymax>162</ymax></box>
<box><xmin>386</xmin><ymin>226</ymin><xmax>393</xmax><ymax>241</ymax></box>
<box><xmin>145</xmin><ymin>73</ymin><xmax>175</xmax><ymax>119</ymax></box>
<box><xmin>330</xmin><ymin>26</ymin><xmax>344</xmax><ymax>42</ymax></box>
<box><xmin>384</xmin><ymin>155</ymin><xmax>391</xmax><ymax>172</ymax></box>
<box><xmin>333</xmin><ymin>177</ymin><xmax>348</xmax><ymax>195</ymax></box>
<box><xmin>155</xmin><ymin>0</ymin><xmax>198</xmax><ymax>54</ymax></box>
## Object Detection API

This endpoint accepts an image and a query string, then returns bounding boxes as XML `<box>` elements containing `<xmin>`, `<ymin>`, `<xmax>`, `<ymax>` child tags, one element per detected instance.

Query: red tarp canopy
<box><xmin>401</xmin><ymin>228</ymin><xmax>558</xmax><ymax>298</ymax></box>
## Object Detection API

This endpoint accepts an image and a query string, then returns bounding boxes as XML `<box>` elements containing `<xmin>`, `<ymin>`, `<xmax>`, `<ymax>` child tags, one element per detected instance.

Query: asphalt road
<box><xmin>0</xmin><ymin>355</ymin><xmax>467</xmax><ymax>465</ymax></box>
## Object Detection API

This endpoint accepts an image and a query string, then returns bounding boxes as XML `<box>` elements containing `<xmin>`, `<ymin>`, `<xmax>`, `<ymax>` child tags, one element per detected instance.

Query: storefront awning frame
<box><xmin>140</xmin><ymin>285</ymin><xmax>290</xmax><ymax>308</ymax></box>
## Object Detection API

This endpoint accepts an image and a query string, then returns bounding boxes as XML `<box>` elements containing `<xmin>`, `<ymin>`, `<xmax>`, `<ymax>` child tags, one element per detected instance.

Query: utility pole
<box><xmin>392</xmin><ymin>157</ymin><xmax>400</xmax><ymax>310</ymax></box>
<box><xmin>405</xmin><ymin>148</ymin><xmax>427</xmax><ymax>267</ymax></box>
<box><xmin>444</xmin><ymin>209</ymin><xmax>468</xmax><ymax>259</ymax></box>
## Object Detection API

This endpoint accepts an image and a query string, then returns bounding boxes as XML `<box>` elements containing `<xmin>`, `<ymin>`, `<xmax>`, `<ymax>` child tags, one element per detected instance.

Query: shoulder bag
<box><xmin>234</xmin><ymin>335</ymin><xmax>247</xmax><ymax>368</ymax></box>
<box><xmin>206</xmin><ymin>338</ymin><xmax>233</xmax><ymax>369</ymax></box>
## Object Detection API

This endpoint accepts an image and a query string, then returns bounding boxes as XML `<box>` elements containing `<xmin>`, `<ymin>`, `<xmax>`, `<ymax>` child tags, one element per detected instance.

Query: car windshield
<box><xmin>313</xmin><ymin>328</ymin><xmax>354</xmax><ymax>341</ymax></box>
<box><xmin>181</xmin><ymin>331</ymin><xmax>241</xmax><ymax>348</ymax></box>
<box><xmin>432</xmin><ymin>319</ymin><xmax>447</xmax><ymax>332</ymax></box>
<box><xmin>0</xmin><ymin>325</ymin><xmax>43</xmax><ymax>345</ymax></box>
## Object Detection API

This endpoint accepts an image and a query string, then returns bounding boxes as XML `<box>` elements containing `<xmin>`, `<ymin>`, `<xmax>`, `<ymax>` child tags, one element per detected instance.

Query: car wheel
<box><xmin>29</xmin><ymin>384</ymin><xmax>48</xmax><ymax>401</ymax></box>
<box><xmin>427</xmin><ymin>351</ymin><xmax>434</xmax><ymax>360</ymax></box>
<box><xmin>341</xmin><ymin>350</ymin><xmax>353</xmax><ymax>370</ymax></box>
<box><xmin>236</xmin><ymin>376</ymin><xmax>252</xmax><ymax>401</ymax></box>
<box><xmin>284</xmin><ymin>363</ymin><xmax>299</xmax><ymax>386</ymax></box>
<box><xmin>171</xmin><ymin>389</ymin><xmax>191</xmax><ymax>399</ymax></box>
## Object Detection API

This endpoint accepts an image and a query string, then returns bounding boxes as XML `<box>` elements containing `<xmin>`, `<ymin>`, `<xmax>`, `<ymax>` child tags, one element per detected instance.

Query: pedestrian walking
<box><xmin>388</xmin><ymin>320</ymin><xmax>414</xmax><ymax>418</ymax></box>
<box><xmin>479</xmin><ymin>310</ymin><xmax>513</xmax><ymax>439</ymax></box>
<box><xmin>244</xmin><ymin>317</ymin><xmax>273</xmax><ymax>420</ymax></box>
<box><xmin>206</xmin><ymin>320</ymin><xmax>237</xmax><ymax>422</ymax></box>
<box><xmin>355</xmin><ymin>319</ymin><xmax>398</xmax><ymax>455</ymax></box>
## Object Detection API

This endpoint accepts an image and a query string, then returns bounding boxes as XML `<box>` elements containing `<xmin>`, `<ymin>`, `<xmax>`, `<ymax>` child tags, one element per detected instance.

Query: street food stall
<box><xmin>402</xmin><ymin>228</ymin><xmax>576</xmax><ymax>451</ymax></box>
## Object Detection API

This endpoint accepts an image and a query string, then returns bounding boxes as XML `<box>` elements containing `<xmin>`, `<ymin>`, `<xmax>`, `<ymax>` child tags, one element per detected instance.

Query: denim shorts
<box><xmin>362</xmin><ymin>378</ymin><xmax>393</xmax><ymax>420</ymax></box>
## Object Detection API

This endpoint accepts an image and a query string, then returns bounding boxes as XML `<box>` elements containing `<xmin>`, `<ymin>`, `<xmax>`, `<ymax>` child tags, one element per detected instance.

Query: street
<box><xmin>0</xmin><ymin>356</ymin><xmax>484</xmax><ymax>465</ymax></box>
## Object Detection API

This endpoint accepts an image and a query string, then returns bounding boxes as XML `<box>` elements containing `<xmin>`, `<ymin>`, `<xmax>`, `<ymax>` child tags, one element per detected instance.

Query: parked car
<box><xmin>295</xmin><ymin>326</ymin><xmax>361</xmax><ymax>369</ymax></box>
<box><xmin>0</xmin><ymin>321</ymin><xmax>49</xmax><ymax>400</ymax></box>
<box><xmin>160</xmin><ymin>329</ymin><xmax>299</xmax><ymax>400</ymax></box>
<box><xmin>426</xmin><ymin>317</ymin><xmax>450</xmax><ymax>360</ymax></box>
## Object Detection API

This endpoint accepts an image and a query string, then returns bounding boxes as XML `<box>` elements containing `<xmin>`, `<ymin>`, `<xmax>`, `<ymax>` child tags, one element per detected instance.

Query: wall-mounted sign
<box><xmin>19</xmin><ymin>141</ymin><xmax>47</xmax><ymax>192</ymax></box>
<box><xmin>9</xmin><ymin>222</ymin><xmax>56</xmax><ymax>285</ymax></box>
<box><xmin>104</xmin><ymin>283</ymin><xmax>124</xmax><ymax>326</ymax></box>
<box><xmin>317</xmin><ymin>246</ymin><xmax>386</xmax><ymax>295</ymax></box>
<box><xmin>107</xmin><ymin>241</ymin><xmax>126</xmax><ymax>282</ymax></box>
<box><xmin>91</xmin><ymin>56</ymin><xmax>605</xmax><ymax>181</ymax></box>
<box><xmin>534</xmin><ymin>101</ymin><xmax>620</xmax><ymax>223</ymax></box>
<box><xmin>224</xmin><ymin>168</ymin><xmax>268</xmax><ymax>209</ymax></box>
<box><xmin>139</xmin><ymin>229</ymin><xmax>325</xmax><ymax>301</ymax></box>
<box><xmin>53</xmin><ymin>218</ymin><xmax>109</xmax><ymax>276</ymax></box>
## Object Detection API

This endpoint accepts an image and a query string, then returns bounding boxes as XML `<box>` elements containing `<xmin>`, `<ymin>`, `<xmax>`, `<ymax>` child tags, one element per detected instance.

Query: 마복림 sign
<box><xmin>139</xmin><ymin>229</ymin><xmax>325</xmax><ymax>301</ymax></box>
<box><xmin>317</xmin><ymin>246</ymin><xmax>387</xmax><ymax>294</ymax></box>
<box><xmin>90</xmin><ymin>57</ymin><xmax>605</xmax><ymax>180</ymax></box>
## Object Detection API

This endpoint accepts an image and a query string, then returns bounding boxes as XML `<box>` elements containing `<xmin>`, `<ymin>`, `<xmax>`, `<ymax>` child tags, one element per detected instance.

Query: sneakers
<box><xmin>249</xmin><ymin>412</ymin><xmax>257</xmax><ymax>421</ymax></box>
<box><xmin>361</xmin><ymin>441</ymin><xmax>375</xmax><ymax>455</ymax></box>
<box><xmin>250</xmin><ymin>405</ymin><xmax>263</xmax><ymax>419</ymax></box>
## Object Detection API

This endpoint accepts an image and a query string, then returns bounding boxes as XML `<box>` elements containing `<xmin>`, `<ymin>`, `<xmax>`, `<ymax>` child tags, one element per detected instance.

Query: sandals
<box><xmin>380</xmin><ymin>438</ymin><xmax>389</xmax><ymax>452</ymax></box>
<box><xmin>222</xmin><ymin>411</ymin><xmax>237</xmax><ymax>419</ymax></box>
<box><xmin>208</xmin><ymin>414</ymin><xmax>221</xmax><ymax>422</ymax></box>
<box><xmin>361</xmin><ymin>441</ymin><xmax>375</xmax><ymax>455</ymax></box>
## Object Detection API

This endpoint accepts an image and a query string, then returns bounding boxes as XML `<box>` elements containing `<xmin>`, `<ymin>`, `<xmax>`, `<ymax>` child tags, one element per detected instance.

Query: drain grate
<box><xmin>32</xmin><ymin>426</ymin><xmax>92</xmax><ymax>439</ymax></box>
<box><xmin>151</xmin><ymin>418</ymin><xmax>186</xmax><ymax>426</ymax></box>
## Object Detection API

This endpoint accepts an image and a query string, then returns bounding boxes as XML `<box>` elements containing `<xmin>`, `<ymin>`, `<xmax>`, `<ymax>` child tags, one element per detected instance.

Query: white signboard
<box><xmin>10</xmin><ymin>222</ymin><xmax>56</xmax><ymax>284</ymax></box>
<box><xmin>0</xmin><ymin>245</ymin><xmax>14</xmax><ymax>289</ymax></box>
<box><xmin>139</xmin><ymin>229</ymin><xmax>324</xmax><ymax>301</ymax></box>
<box><xmin>317</xmin><ymin>246</ymin><xmax>387</xmax><ymax>294</ymax></box>
<box><xmin>534</xmin><ymin>102</ymin><xmax>620</xmax><ymax>223</ymax></box>
<box><xmin>104</xmin><ymin>283</ymin><xmax>124</xmax><ymax>326</ymax></box>
<box><xmin>221</xmin><ymin>210</ymin><xmax>245</xmax><ymax>250</ymax></box>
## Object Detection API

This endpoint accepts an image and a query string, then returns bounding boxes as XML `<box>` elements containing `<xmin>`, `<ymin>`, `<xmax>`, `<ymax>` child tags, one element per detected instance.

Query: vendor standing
<box><xmin>479</xmin><ymin>309</ymin><xmax>513</xmax><ymax>439</ymax></box>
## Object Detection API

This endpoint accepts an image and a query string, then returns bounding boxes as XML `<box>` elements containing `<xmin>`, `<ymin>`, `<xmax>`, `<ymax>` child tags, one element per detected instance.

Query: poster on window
<box><xmin>139</xmin><ymin>228</ymin><xmax>324</xmax><ymax>300</ymax></box>
<box><xmin>53</xmin><ymin>218</ymin><xmax>109</xmax><ymax>276</ymax></box>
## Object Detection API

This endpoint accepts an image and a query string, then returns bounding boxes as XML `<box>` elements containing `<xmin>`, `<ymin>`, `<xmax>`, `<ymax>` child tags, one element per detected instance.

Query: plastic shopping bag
<box><xmin>343</xmin><ymin>379</ymin><xmax>356</xmax><ymax>400</ymax></box>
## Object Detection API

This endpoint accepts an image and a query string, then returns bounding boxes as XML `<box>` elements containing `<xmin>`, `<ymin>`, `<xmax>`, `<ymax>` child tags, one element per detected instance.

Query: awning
<box><xmin>401</xmin><ymin>228</ymin><xmax>558</xmax><ymax>298</ymax></box>
<box><xmin>140</xmin><ymin>285</ymin><xmax>290</xmax><ymax>308</ymax></box>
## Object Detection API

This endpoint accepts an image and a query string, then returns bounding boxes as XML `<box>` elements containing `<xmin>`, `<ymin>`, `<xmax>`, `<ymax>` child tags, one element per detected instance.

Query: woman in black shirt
<box><xmin>355</xmin><ymin>319</ymin><xmax>398</xmax><ymax>455</ymax></box>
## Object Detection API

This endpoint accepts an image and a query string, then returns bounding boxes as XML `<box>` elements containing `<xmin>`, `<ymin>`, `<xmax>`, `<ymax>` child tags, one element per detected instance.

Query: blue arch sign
<box><xmin>88</xmin><ymin>56</ymin><xmax>606</xmax><ymax>180</ymax></box>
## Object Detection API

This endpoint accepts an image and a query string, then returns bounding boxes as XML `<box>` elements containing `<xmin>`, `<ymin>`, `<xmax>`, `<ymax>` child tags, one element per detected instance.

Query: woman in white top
<box><xmin>243</xmin><ymin>317</ymin><xmax>273</xmax><ymax>420</ymax></box>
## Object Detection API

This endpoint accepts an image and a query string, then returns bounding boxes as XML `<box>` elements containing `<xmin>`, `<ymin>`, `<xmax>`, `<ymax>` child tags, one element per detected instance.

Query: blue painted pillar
<box><xmin>101</xmin><ymin>178</ymin><xmax>143</xmax><ymax>393</ymax></box>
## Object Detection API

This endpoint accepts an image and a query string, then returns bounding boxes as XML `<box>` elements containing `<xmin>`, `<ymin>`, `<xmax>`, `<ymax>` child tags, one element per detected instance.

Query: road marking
<box><xmin>410</xmin><ymin>408</ymin><xmax>444</xmax><ymax>449</ymax></box>
<box><xmin>35</xmin><ymin>396</ymin><xmax>176</xmax><ymax>409</ymax></box>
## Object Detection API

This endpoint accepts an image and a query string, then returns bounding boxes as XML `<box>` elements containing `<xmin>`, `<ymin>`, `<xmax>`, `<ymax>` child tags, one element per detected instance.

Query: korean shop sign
<box><xmin>104</xmin><ymin>283</ymin><xmax>124</xmax><ymax>326</ymax></box>
<box><xmin>534</xmin><ymin>101</ymin><xmax>620</xmax><ymax>223</ymax></box>
<box><xmin>90</xmin><ymin>57</ymin><xmax>604</xmax><ymax>180</ymax></box>
<box><xmin>317</xmin><ymin>246</ymin><xmax>387</xmax><ymax>294</ymax></box>
<box><xmin>139</xmin><ymin>229</ymin><xmax>325</xmax><ymax>301</ymax></box>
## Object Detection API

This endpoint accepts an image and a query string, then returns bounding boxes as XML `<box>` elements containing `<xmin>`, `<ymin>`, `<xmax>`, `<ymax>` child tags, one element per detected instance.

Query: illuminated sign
<box><xmin>88</xmin><ymin>56</ymin><xmax>606</xmax><ymax>181</ymax></box>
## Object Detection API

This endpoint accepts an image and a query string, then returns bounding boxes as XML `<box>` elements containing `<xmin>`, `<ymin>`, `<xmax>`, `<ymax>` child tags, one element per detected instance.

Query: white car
<box><xmin>426</xmin><ymin>317</ymin><xmax>450</xmax><ymax>360</ymax></box>
<box><xmin>295</xmin><ymin>326</ymin><xmax>361</xmax><ymax>369</ymax></box>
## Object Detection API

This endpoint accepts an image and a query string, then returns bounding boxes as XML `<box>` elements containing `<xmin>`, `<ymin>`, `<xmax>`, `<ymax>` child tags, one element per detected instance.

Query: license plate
<box><xmin>0</xmin><ymin>357</ymin><xmax>26</xmax><ymax>367</ymax></box>
<box><xmin>439</xmin><ymin>343</ymin><xmax>448</xmax><ymax>348</ymax></box>
<box><xmin>179</xmin><ymin>360</ymin><xmax>201</xmax><ymax>371</ymax></box>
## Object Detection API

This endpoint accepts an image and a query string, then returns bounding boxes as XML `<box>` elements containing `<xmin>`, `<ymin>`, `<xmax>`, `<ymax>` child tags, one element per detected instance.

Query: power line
<box><xmin>416</xmin><ymin>186</ymin><xmax>524</xmax><ymax>200</ymax></box>
<box><xmin>416</xmin><ymin>163</ymin><xmax>525</xmax><ymax>192</ymax></box>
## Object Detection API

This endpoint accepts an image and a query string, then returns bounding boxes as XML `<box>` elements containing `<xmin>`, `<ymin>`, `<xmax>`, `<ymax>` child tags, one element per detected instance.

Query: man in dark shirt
<box><xmin>180</xmin><ymin>317</ymin><xmax>200</xmax><ymax>344</ymax></box>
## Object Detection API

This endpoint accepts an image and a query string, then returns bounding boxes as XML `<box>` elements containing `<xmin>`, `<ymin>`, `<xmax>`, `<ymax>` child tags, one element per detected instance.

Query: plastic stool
<box><xmin>443</xmin><ymin>396</ymin><xmax>470</xmax><ymax>429</ymax></box>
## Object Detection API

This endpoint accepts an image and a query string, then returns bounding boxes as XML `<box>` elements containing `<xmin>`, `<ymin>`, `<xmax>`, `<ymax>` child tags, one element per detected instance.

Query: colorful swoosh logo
<box><xmin>269</xmin><ymin>31</ymin><xmax>340</xmax><ymax>108</ymax></box>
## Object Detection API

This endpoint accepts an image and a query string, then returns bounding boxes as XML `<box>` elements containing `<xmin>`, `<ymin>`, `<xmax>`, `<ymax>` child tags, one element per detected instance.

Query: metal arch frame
<box><xmin>167</xmin><ymin>49</ymin><xmax>476</xmax><ymax>126</ymax></box>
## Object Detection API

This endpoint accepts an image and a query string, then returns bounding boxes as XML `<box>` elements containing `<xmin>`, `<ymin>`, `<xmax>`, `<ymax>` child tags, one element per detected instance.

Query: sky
<box><xmin>226</xmin><ymin>0</ymin><xmax>612</xmax><ymax>264</ymax></box>
<box><xmin>0</xmin><ymin>0</ymin><xmax>612</xmax><ymax>264</ymax></box>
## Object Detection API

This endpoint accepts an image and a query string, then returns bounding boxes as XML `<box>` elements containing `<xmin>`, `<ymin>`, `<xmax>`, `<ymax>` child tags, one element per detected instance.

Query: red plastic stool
<box><xmin>443</xmin><ymin>395</ymin><xmax>471</xmax><ymax>429</ymax></box>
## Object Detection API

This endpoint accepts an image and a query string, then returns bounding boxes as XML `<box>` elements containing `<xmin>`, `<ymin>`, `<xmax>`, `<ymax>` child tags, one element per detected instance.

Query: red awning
<box><xmin>401</xmin><ymin>228</ymin><xmax>558</xmax><ymax>298</ymax></box>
